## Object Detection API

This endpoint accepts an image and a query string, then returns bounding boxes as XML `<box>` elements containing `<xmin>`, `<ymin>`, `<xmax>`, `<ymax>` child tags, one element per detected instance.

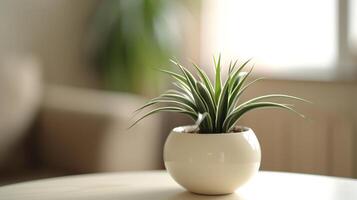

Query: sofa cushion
<box><xmin>0</xmin><ymin>56</ymin><xmax>42</xmax><ymax>170</ymax></box>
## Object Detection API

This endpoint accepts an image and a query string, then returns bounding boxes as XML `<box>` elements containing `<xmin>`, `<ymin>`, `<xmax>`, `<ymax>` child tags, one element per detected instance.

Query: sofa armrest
<box><xmin>37</xmin><ymin>85</ymin><xmax>164</xmax><ymax>173</ymax></box>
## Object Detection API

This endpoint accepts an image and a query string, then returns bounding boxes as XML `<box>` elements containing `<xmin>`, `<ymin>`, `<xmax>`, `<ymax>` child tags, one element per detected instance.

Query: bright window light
<box><xmin>350</xmin><ymin>0</ymin><xmax>357</xmax><ymax>53</ymax></box>
<box><xmin>201</xmin><ymin>0</ymin><xmax>337</xmax><ymax>79</ymax></box>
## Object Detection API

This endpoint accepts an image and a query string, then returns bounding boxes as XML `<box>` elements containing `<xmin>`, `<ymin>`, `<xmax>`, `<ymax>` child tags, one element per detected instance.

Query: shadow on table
<box><xmin>117</xmin><ymin>187</ymin><xmax>245</xmax><ymax>200</ymax></box>
<box><xmin>169</xmin><ymin>191</ymin><xmax>245</xmax><ymax>200</ymax></box>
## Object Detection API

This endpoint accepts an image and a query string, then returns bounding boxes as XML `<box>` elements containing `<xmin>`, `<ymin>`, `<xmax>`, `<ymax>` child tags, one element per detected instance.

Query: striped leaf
<box><xmin>129</xmin><ymin>106</ymin><xmax>198</xmax><ymax>129</ymax></box>
<box><xmin>196</xmin><ymin>81</ymin><xmax>216</xmax><ymax>128</ymax></box>
<box><xmin>131</xmin><ymin>56</ymin><xmax>309</xmax><ymax>133</ymax></box>
<box><xmin>223</xmin><ymin>102</ymin><xmax>305</xmax><ymax>132</ymax></box>
<box><xmin>215</xmin><ymin>79</ymin><xmax>230</xmax><ymax>132</ymax></box>
<box><xmin>214</xmin><ymin>54</ymin><xmax>222</xmax><ymax>103</ymax></box>
<box><xmin>192</xmin><ymin>62</ymin><xmax>215</xmax><ymax>105</ymax></box>
<box><xmin>172</xmin><ymin>60</ymin><xmax>209</xmax><ymax>114</ymax></box>
<box><xmin>228</xmin><ymin>77</ymin><xmax>265</xmax><ymax>113</ymax></box>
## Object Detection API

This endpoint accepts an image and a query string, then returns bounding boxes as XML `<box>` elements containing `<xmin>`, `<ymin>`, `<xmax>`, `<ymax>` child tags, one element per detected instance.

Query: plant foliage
<box><xmin>131</xmin><ymin>55</ymin><xmax>310</xmax><ymax>133</ymax></box>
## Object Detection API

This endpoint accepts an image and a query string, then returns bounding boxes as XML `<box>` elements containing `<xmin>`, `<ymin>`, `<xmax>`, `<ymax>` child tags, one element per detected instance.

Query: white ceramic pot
<box><xmin>164</xmin><ymin>126</ymin><xmax>261</xmax><ymax>195</ymax></box>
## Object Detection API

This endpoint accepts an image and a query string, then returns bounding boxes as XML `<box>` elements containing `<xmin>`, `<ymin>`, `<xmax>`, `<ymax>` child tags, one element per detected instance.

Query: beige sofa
<box><xmin>38</xmin><ymin>85</ymin><xmax>164</xmax><ymax>173</ymax></box>
<box><xmin>0</xmin><ymin>58</ymin><xmax>164</xmax><ymax>185</ymax></box>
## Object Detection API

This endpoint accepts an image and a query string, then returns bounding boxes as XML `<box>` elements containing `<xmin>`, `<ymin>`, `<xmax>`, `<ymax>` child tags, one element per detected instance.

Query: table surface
<box><xmin>1</xmin><ymin>171</ymin><xmax>357</xmax><ymax>200</ymax></box>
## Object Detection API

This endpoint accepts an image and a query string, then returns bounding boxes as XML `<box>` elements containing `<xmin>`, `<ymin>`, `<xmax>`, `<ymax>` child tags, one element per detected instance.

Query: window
<box><xmin>201</xmin><ymin>0</ymin><xmax>356</xmax><ymax>80</ymax></box>
<box><xmin>350</xmin><ymin>0</ymin><xmax>357</xmax><ymax>54</ymax></box>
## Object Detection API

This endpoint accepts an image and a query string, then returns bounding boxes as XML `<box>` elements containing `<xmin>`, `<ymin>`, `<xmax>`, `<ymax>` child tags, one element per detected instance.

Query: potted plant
<box><xmin>131</xmin><ymin>55</ymin><xmax>308</xmax><ymax>195</ymax></box>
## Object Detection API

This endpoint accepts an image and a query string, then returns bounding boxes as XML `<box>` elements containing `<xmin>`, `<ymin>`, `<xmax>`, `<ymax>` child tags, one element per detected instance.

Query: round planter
<box><xmin>163</xmin><ymin>126</ymin><xmax>261</xmax><ymax>195</ymax></box>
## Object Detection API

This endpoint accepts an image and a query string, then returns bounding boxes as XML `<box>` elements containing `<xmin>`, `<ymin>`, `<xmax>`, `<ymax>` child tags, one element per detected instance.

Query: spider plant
<box><xmin>131</xmin><ymin>55</ymin><xmax>309</xmax><ymax>133</ymax></box>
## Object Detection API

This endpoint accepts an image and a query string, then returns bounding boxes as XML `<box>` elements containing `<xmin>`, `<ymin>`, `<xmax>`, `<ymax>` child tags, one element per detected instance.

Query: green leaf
<box><xmin>133</xmin><ymin>97</ymin><xmax>160</xmax><ymax>113</ymax></box>
<box><xmin>157</xmin><ymin>68</ymin><xmax>186</xmax><ymax>84</ymax></box>
<box><xmin>239</xmin><ymin>94</ymin><xmax>312</xmax><ymax>107</ymax></box>
<box><xmin>228</xmin><ymin>60</ymin><xmax>233</xmax><ymax>74</ymax></box>
<box><xmin>133</xmin><ymin>97</ymin><xmax>195</xmax><ymax>114</ymax></box>
<box><xmin>223</xmin><ymin>102</ymin><xmax>305</xmax><ymax>132</ymax></box>
<box><xmin>131</xmin><ymin>57</ymin><xmax>309</xmax><ymax>133</ymax></box>
<box><xmin>229</xmin><ymin>66</ymin><xmax>254</xmax><ymax>105</ymax></box>
<box><xmin>214</xmin><ymin>54</ymin><xmax>222</xmax><ymax>103</ymax></box>
<box><xmin>129</xmin><ymin>107</ymin><xmax>198</xmax><ymax>129</ymax></box>
<box><xmin>155</xmin><ymin>99</ymin><xmax>196</xmax><ymax>111</ymax></box>
<box><xmin>195</xmin><ymin>113</ymin><xmax>208</xmax><ymax>127</ymax></box>
<box><xmin>171</xmin><ymin>59</ymin><xmax>209</xmax><ymax>114</ymax></box>
<box><xmin>215</xmin><ymin>79</ymin><xmax>230</xmax><ymax>132</ymax></box>
<box><xmin>228</xmin><ymin>77</ymin><xmax>265</xmax><ymax>112</ymax></box>
<box><xmin>229</xmin><ymin>59</ymin><xmax>239</xmax><ymax>74</ymax></box>
<box><xmin>230</xmin><ymin>58</ymin><xmax>252</xmax><ymax>84</ymax></box>
<box><xmin>196</xmin><ymin>81</ymin><xmax>216</xmax><ymax>125</ymax></box>
<box><xmin>202</xmin><ymin>112</ymin><xmax>214</xmax><ymax>132</ymax></box>
<box><xmin>228</xmin><ymin>59</ymin><xmax>252</xmax><ymax>96</ymax></box>
<box><xmin>172</xmin><ymin>82</ymin><xmax>194</xmax><ymax>100</ymax></box>
<box><xmin>194</xmin><ymin>112</ymin><xmax>214</xmax><ymax>132</ymax></box>
<box><xmin>160</xmin><ymin>93</ymin><xmax>197</xmax><ymax>110</ymax></box>
<box><xmin>191</xmin><ymin>62</ymin><xmax>215</xmax><ymax>105</ymax></box>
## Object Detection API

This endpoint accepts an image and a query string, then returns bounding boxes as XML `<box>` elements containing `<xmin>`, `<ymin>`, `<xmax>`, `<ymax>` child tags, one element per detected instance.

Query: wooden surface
<box><xmin>1</xmin><ymin>171</ymin><xmax>357</xmax><ymax>200</ymax></box>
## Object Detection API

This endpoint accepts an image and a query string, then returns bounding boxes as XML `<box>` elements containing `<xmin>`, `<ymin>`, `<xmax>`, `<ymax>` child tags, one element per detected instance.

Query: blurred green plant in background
<box><xmin>88</xmin><ymin>0</ymin><xmax>180</xmax><ymax>95</ymax></box>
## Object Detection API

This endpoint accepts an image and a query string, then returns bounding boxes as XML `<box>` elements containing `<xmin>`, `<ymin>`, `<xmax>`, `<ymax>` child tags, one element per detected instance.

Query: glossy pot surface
<box><xmin>164</xmin><ymin>126</ymin><xmax>261</xmax><ymax>195</ymax></box>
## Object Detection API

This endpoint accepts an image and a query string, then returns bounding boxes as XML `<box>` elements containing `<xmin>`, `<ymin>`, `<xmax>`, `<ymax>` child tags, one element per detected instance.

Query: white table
<box><xmin>1</xmin><ymin>171</ymin><xmax>357</xmax><ymax>200</ymax></box>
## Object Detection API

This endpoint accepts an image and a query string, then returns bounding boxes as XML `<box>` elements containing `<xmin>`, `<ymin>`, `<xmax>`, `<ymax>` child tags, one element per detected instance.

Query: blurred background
<box><xmin>0</xmin><ymin>0</ymin><xmax>357</xmax><ymax>185</ymax></box>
